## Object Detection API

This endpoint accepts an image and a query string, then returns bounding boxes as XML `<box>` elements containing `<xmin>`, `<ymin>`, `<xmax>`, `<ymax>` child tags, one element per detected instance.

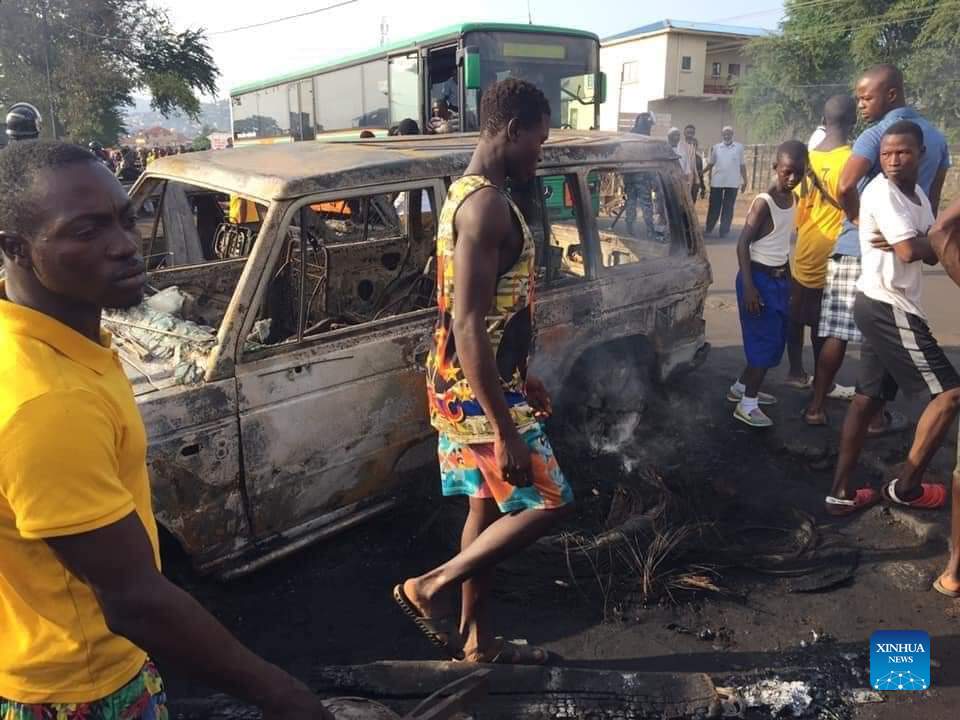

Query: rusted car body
<box><xmin>124</xmin><ymin>131</ymin><xmax>711</xmax><ymax>578</ymax></box>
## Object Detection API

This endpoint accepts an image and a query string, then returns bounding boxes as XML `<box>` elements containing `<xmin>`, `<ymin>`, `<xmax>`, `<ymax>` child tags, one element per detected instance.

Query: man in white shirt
<box><xmin>667</xmin><ymin>127</ymin><xmax>691</xmax><ymax>186</ymax></box>
<box><xmin>676</xmin><ymin>125</ymin><xmax>703</xmax><ymax>202</ymax></box>
<box><xmin>825</xmin><ymin>121</ymin><xmax>960</xmax><ymax>518</ymax></box>
<box><xmin>703</xmin><ymin>126</ymin><xmax>747</xmax><ymax>237</ymax></box>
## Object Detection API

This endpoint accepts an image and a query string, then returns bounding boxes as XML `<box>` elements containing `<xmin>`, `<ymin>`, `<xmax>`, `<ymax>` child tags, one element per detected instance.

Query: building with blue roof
<box><xmin>600</xmin><ymin>19</ymin><xmax>770</xmax><ymax>143</ymax></box>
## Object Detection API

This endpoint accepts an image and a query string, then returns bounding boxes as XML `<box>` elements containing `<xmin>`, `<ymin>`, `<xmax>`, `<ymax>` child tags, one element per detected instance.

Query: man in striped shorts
<box><xmin>825</xmin><ymin>123</ymin><xmax>960</xmax><ymax>518</ymax></box>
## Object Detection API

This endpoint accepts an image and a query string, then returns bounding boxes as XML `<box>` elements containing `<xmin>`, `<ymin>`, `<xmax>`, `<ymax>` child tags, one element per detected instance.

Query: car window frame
<box><xmin>236</xmin><ymin>177</ymin><xmax>448</xmax><ymax>364</ymax></box>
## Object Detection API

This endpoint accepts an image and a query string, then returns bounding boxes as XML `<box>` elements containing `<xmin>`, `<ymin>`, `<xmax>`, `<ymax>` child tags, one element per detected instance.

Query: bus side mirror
<box><xmin>462</xmin><ymin>46</ymin><xmax>481</xmax><ymax>90</ymax></box>
<box><xmin>597</xmin><ymin>72</ymin><xmax>607</xmax><ymax>104</ymax></box>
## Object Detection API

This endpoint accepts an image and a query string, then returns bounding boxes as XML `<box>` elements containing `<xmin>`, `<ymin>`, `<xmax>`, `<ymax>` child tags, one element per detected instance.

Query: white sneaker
<box><xmin>734</xmin><ymin>403</ymin><xmax>774</xmax><ymax>428</ymax></box>
<box><xmin>726</xmin><ymin>385</ymin><xmax>778</xmax><ymax>405</ymax></box>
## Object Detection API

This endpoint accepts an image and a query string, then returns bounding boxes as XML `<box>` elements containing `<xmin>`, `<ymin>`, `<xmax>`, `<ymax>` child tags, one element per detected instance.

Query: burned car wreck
<box><xmin>121</xmin><ymin>131</ymin><xmax>711</xmax><ymax>577</ymax></box>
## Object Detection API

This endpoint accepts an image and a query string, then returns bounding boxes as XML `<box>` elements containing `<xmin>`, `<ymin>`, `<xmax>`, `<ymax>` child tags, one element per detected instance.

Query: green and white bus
<box><xmin>229</xmin><ymin>22</ymin><xmax>604</xmax><ymax>144</ymax></box>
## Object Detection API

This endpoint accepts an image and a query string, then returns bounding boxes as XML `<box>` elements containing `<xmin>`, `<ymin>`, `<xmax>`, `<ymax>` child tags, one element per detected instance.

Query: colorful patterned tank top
<box><xmin>426</xmin><ymin>175</ymin><xmax>538</xmax><ymax>443</ymax></box>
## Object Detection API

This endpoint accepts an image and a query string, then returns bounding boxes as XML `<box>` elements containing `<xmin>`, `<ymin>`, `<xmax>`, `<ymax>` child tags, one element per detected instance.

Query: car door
<box><xmin>233</xmin><ymin>179</ymin><xmax>446</xmax><ymax>539</ymax></box>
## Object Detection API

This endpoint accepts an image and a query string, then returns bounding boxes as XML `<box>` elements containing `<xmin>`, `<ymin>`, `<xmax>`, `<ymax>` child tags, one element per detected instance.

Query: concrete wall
<box><xmin>665</xmin><ymin>34</ymin><xmax>708</xmax><ymax>98</ymax></box>
<box><xmin>599</xmin><ymin>34</ymin><xmax>668</xmax><ymax>132</ymax></box>
<box><xmin>648</xmin><ymin>96</ymin><xmax>747</xmax><ymax>144</ymax></box>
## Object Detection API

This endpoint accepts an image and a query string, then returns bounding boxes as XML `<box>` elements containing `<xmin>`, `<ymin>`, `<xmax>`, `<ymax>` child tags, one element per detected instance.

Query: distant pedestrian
<box><xmin>704</xmin><ymin>126</ymin><xmax>747</xmax><ymax>237</ymax></box>
<box><xmin>625</xmin><ymin>112</ymin><xmax>656</xmax><ymax>238</ymax></box>
<box><xmin>825</xmin><ymin>122</ymin><xmax>960</xmax><ymax>517</ymax></box>
<box><xmin>728</xmin><ymin>141</ymin><xmax>806</xmax><ymax>427</ymax></box>
<box><xmin>678</xmin><ymin>124</ymin><xmax>704</xmax><ymax>203</ymax></box>
<box><xmin>0</xmin><ymin>140</ymin><xmax>334</xmax><ymax>720</ymax></box>
<box><xmin>667</xmin><ymin>127</ymin><xmax>691</xmax><ymax>189</ymax></box>
<box><xmin>814</xmin><ymin>64</ymin><xmax>950</xmax><ymax>438</ymax></box>
<box><xmin>787</xmin><ymin>95</ymin><xmax>859</xmax><ymax>413</ymax></box>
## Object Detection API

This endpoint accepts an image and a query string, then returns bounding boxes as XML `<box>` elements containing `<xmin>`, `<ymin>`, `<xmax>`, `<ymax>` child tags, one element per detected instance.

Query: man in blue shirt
<box><xmin>807</xmin><ymin>64</ymin><xmax>950</xmax><ymax>436</ymax></box>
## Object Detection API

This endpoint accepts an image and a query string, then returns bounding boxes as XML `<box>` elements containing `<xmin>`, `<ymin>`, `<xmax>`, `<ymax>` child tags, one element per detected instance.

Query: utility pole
<box><xmin>41</xmin><ymin>0</ymin><xmax>58</xmax><ymax>139</ymax></box>
<box><xmin>527</xmin><ymin>0</ymin><xmax>533</xmax><ymax>24</ymax></box>
<box><xmin>379</xmin><ymin>17</ymin><xmax>389</xmax><ymax>47</ymax></box>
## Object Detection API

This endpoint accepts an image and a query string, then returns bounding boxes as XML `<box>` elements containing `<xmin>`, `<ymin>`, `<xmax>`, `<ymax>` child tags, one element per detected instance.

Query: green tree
<box><xmin>0</xmin><ymin>1</ymin><xmax>219</xmax><ymax>144</ymax></box>
<box><xmin>734</xmin><ymin>0</ymin><xmax>960</xmax><ymax>142</ymax></box>
<box><xmin>191</xmin><ymin>134</ymin><xmax>212</xmax><ymax>151</ymax></box>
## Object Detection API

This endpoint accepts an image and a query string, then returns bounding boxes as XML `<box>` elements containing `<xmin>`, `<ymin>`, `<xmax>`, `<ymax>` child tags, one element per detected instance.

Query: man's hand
<box><xmin>870</xmin><ymin>236</ymin><xmax>894</xmax><ymax>252</ymax></box>
<box><xmin>525</xmin><ymin>375</ymin><xmax>553</xmax><ymax>420</ymax></box>
<box><xmin>743</xmin><ymin>284</ymin><xmax>762</xmax><ymax>314</ymax></box>
<box><xmin>495</xmin><ymin>428</ymin><xmax>533</xmax><ymax>488</ymax></box>
<box><xmin>740</xmin><ymin>182</ymin><xmax>747</xmax><ymax>193</ymax></box>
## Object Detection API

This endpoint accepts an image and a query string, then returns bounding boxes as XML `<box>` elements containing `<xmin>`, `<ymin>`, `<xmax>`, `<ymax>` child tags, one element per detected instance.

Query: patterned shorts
<box><xmin>0</xmin><ymin>661</ymin><xmax>167</xmax><ymax>720</ymax></box>
<box><xmin>438</xmin><ymin>424</ymin><xmax>574</xmax><ymax>514</ymax></box>
<box><xmin>818</xmin><ymin>255</ymin><xmax>863</xmax><ymax>343</ymax></box>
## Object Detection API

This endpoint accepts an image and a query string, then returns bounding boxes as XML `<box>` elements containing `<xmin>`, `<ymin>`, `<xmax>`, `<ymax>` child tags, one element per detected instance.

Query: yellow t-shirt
<box><xmin>792</xmin><ymin>145</ymin><xmax>852</xmax><ymax>288</ymax></box>
<box><xmin>0</xmin><ymin>293</ymin><xmax>160</xmax><ymax>704</ymax></box>
<box><xmin>229</xmin><ymin>195</ymin><xmax>261</xmax><ymax>224</ymax></box>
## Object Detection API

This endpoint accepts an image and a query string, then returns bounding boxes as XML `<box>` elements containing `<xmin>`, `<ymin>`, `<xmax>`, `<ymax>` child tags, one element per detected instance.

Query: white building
<box><xmin>600</xmin><ymin>19</ymin><xmax>768</xmax><ymax>143</ymax></box>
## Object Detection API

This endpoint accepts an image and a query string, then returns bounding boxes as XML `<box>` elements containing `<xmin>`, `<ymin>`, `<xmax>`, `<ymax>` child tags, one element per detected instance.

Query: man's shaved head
<box><xmin>823</xmin><ymin>94</ymin><xmax>857</xmax><ymax>128</ymax></box>
<box><xmin>863</xmin><ymin>64</ymin><xmax>904</xmax><ymax>94</ymax></box>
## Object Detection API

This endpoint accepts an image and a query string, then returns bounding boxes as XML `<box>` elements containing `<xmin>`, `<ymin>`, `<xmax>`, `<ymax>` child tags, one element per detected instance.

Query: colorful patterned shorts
<box><xmin>0</xmin><ymin>661</ymin><xmax>167</xmax><ymax>720</ymax></box>
<box><xmin>438</xmin><ymin>424</ymin><xmax>574</xmax><ymax>513</ymax></box>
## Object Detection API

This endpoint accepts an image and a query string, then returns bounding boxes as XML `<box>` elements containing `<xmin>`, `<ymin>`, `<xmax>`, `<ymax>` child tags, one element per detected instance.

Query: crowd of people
<box><xmin>727</xmin><ymin>64</ymin><xmax>960</xmax><ymax>602</ymax></box>
<box><xmin>1</xmin><ymin>62</ymin><xmax>959</xmax><ymax>719</ymax></box>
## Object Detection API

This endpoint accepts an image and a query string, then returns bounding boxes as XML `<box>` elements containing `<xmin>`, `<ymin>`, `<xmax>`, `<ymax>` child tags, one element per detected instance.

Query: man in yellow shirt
<box><xmin>786</xmin><ymin>96</ymin><xmax>858</xmax><ymax>422</ymax></box>
<box><xmin>0</xmin><ymin>141</ymin><xmax>332</xmax><ymax>719</ymax></box>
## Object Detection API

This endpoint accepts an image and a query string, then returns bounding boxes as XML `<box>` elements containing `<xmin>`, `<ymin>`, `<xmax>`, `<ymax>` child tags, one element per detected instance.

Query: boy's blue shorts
<box><xmin>736</xmin><ymin>269</ymin><xmax>790</xmax><ymax>369</ymax></box>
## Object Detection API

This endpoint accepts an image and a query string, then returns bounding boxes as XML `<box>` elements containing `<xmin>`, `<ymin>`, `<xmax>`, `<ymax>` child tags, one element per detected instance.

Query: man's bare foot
<box><xmin>802</xmin><ymin>407</ymin><xmax>828</xmax><ymax>426</ymax></box>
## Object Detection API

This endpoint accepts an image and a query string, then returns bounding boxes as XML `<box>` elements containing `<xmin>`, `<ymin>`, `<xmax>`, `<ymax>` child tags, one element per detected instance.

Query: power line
<box><xmin>60</xmin><ymin>0</ymin><xmax>360</xmax><ymax>41</ymax></box>
<box><xmin>209</xmin><ymin>0</ymin><xmax>359</xmax><ymax>36</ymax></box>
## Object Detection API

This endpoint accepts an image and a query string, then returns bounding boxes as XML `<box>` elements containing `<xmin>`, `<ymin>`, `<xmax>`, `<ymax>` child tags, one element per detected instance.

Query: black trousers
<box><xmin>706</xmin><ymin>187</ymin><xmax>738</xmax><ymax>236</ymax></box>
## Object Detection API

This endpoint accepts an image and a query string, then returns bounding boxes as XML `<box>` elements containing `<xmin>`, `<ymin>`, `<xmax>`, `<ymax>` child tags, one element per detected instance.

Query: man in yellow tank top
<box><xmin>394</xmin><ymin>80</ymin><xmax>574</xmax><ymax>665</ymax></box>
<box><xmin>793</xmin><ymin>96</ymin><xmax>863</xmax><ymax>425</ymax></box>
<box><xmin>788</xmin><ymin>95</ymin><xmax>858</xmax><ymax>400</ymax></box>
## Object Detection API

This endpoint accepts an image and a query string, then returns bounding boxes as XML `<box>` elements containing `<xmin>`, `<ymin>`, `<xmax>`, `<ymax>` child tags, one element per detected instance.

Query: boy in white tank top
<box><xmin>728</xmin><ymin>141</ymin><xmax>808</xmax><ymax>427</ymax></box>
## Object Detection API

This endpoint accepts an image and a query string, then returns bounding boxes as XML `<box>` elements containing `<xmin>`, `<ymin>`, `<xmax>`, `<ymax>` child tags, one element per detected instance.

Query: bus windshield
<box><xmin>466</xmin><ymin>31</ymin><xmax>599</xmax><ymax>131</ymax></box>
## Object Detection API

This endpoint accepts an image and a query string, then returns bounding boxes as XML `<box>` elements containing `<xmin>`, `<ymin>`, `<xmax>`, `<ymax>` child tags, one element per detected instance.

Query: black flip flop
<box><xmin>392</xmin><ymin>584</ymin><xmax>463</xmax><ymax>659</ymax></box>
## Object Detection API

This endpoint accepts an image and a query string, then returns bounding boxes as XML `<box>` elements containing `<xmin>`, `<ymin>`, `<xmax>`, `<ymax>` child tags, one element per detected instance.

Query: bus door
<box><xmin>423</xmin><ymin>44</ymin><xmax>459</xmax><ymax>133</ymax></box>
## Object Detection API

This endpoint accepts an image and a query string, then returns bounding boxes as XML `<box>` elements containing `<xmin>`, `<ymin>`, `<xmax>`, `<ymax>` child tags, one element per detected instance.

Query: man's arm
<box><xmin>740</xmin><ymin>162</ymin><xmax>747</xmax><ymax>192</ymax></box>
<box><xmin>47</xmin><ymin>516</ymin><xmax>331</xmax><ymax>720</ymax></box>
<box><xmin>930</xmin><ymin>197</ymin><xmax>960</xmax><ymax>285</ymax></box>
<box><xmin>452</xmin><ymin>190</ymin><xmax>533</xmax><ymax>484</ymax></box>
<box><xmin>889</xmin><ymin>235</ymin><xmax>938</xmax><ymax>265</ymax></box>
<box><xmin>838</xmin><ymin>155</ymin><xmax>872</xmax><ymax>224</ymax></box>
<box><xmin>929</xmin><ymin>166</ymin><xmax>948</xmax><ymax>217</ymax></box>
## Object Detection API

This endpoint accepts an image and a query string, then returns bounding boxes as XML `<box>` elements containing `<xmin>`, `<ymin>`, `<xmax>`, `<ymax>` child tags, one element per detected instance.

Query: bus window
<box><xmin>256</xmin><ymin>85</ymin><xmax>291</xmax><ymax>138</ymax></box>
<box><xmin>466</xmin><ymin>30</ymin><xmax>599</xmax><ymax>130</ymax></box>
<box><xmin>360</xmin><ymin>60</ymin><xmax>389</xmax><ymax>128</ymax></box>
<box><xmin>389</xmin><ymin>54</ymin><xmax>419</xmax><ymax>128</ymax></box>
<box><xmin>315</xmin><ymin>66</ymin><xmax>363</xmax><ymax>132</ymax></box>
<box><xmin>232</xmin><ymin>92</ymin><xmax>260</xmax><ymax>140</ymax></box>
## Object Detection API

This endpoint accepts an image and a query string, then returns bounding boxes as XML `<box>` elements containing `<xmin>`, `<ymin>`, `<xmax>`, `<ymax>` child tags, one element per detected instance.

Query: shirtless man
<box><xmin>394</xmin><ymin>79</ymin><xmax>574</xmax><ymax>664</ymax></box>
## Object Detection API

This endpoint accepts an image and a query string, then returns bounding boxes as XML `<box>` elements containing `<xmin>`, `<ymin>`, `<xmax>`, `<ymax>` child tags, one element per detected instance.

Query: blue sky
<box><xmin>157</xmin><ymin>0</ymin><xmax>786</xmax><ymax>97</ymax></box>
